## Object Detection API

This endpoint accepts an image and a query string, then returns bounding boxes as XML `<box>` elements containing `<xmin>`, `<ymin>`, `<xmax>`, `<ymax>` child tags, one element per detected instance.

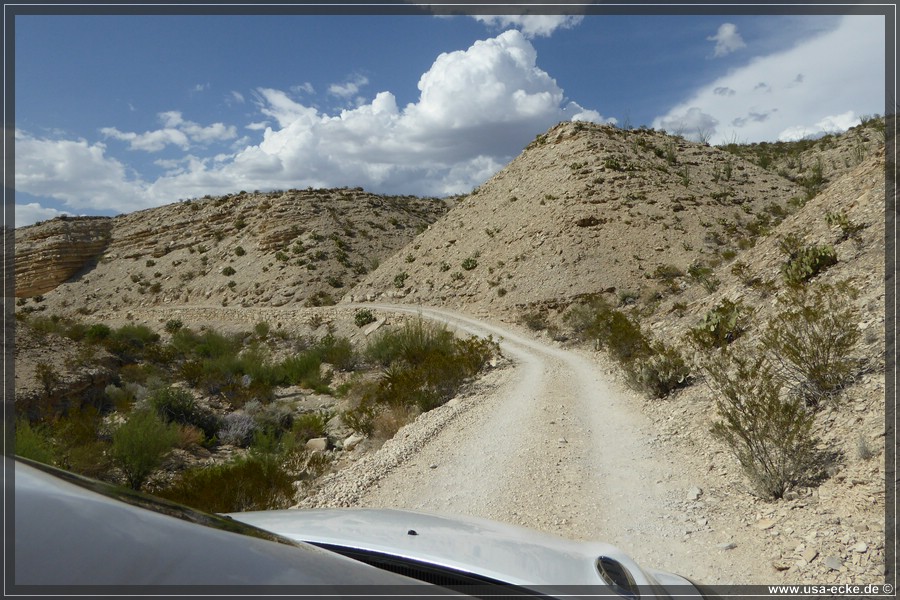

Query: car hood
<box><xmin>226</xmin><ymin>507</ymin><xmax>691</xmax><ymax>591</ymax></box>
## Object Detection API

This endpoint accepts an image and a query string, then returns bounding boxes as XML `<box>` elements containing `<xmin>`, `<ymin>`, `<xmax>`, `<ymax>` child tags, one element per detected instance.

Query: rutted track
<box><xmin>297</xmin><ymin>303</ymin><xmax>770</xmax><ymax>584</ymax></box>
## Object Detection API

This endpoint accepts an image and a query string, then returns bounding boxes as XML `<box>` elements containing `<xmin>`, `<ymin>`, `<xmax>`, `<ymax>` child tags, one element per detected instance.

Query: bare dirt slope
<box><xmin>16</xmin><ymin>188</ymin><xmax>450</xmax><ymax>316</ymax></box>
<box><xmin>350</xmin><ymin>120</ymin><xmax>816</xmax><ymax>314</ymax></box>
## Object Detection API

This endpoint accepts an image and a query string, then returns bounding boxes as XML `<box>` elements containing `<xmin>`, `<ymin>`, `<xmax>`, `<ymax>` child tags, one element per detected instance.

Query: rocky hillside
<box><xmin>16</xmin><ymin>188</ymin><xmax>450</xmax><ymax>318</ymax></box>
<box><xmin>13</xmin><ymin>115</ymin><xmax>890</xmax><ymax>581</ymax></box>
<box><xmin>348</xmin><ymin>120</ymin><xmax>817</xmax><ymax>313</ymax></box>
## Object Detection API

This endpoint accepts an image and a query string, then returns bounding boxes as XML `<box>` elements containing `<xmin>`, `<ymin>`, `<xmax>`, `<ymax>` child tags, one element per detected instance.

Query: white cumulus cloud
<box><xmin>653</xmin><ymin>15</ymin><xmax>883</xmax><ymax>144</ymax></box>
<box><xmin>101</xmin><ymin>111</ymin><xmax>236</xmax><ymax>152</ymax></box>
<box><xmin>708</xmin><ymin>23</ymin><xmax>746</xmax><ymax>57</ymax></box>
<box><xmin>472</xmin><ymin>15</ymin><xmax>584</xmax><ymax>38</ymax></box>
<box><xmin>16</xmin><ymin>30</ymin><xmax>610</xmax><ymax>218</ymax></box>
<box><xmin>15</xmin><ymin>202</ymin><xmax>71</xmax><ymax>228</ymax></box>
<box><xmin>160</xmin><ymin>29</ymin><xmax>610</xmax><ymax>197</ymax></box>
<box><xmin>777</xmin><ymin>110</ymin><xmax>861</xmax><ymax>141</ymax></box>
<box><xmin>328</xmin><ymin>74</ymin><xmax>369</xmax><ymax>98</ymax></box>
<box><xmin>15</xmin><ymin>130</ymin><xmax>152</xmax><ymax>212</ymax></box>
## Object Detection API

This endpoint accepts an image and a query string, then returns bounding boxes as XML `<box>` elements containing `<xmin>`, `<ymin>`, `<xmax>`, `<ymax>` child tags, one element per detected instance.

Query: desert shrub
<box><xmin>372</xmin><ymin>404</ymin><xmax>419</xmax><ymax>442</ymax></box>
<box><xmin>652</xmin><ymin>263</ymin><xmax>684</xmax><ymax>284</ymax></box>
<box><xmin>164</xmin><ymin>319</ymin><xmax>184</xmax><ymax>334</ymax></box>
<box><xmin>564</xmin><ymin>296</ymin><xmax>691</xmax><ymax>397</ymax></box>
<box><xmin>562</xmin><ymin>295</ymin><xmax>650</xmax><ymax>361</ymax></box>
<box><xmin>15</xmin><ymin>419</ymin><xmax>58</xmax><ymax>465</ymax></box>
<box><xmin>217</xmin><ymin>411</ymin><xmax>257</xmax><ymax>447</ymax></box>
<box><xmin>254</xmin><ymin>321</ymin><xmax>270</xmax><ymax>338</ymax></box>
<box><xmin>598</xmin><ymin>309</ymin><xmax>652</xmax><ymax>364</ymax></box>
<box><xmin>520</xmin><ymin>311</ymin><xmax>548</xmax><ymax>331</ymax></box>
<box><xmin>689</xmin><ymin>299</ymin><xmax>747</xmax><ymax>349</ymax></box>
<box><xmin>247</xmin><ymin>402</ymin><xmax>294</xmax><ymax>439</ymax></box>
<box><xmin>149</xmin><ymin>386</ymin><xmax>221</xmax><ymax>440</ymax></box>
<box><xmin>825</xmin><ymin>211</ymin><xmax>866</xmax><ymax>241</ymax></box>
<box><xmin>234</xmin><ymin>246</ymin><xmax>246</xmax><ymax>256</ymax></box>
<box><xmin>778</xmin><ymin>235</ymin><xmax>837</xmax><ymax>286</ymax></box>
<box><xmin>622</xmin><ymin>341</ymin><xmax>692</xmax><ymax>398</ymax></box>
<box><xmin>155</xmin><ymin>450</ymin><xmax>297</xmax><ymax>512</ymax></box>
<box><xmin>362</xmin><ymin>320</ymin><xmax>497</xmax><ymax>413</ymax></box>
<box><xmin>760</xmin><ymin>281</ymin><xmax>861</xmax><ymax>408</ymax></box>
<box><xmin>393</xmin><ymin>272</ymin><xmax>408</xmax><ymax>289</ymax></box>
<box><xmin>110</xmin><ymin>408</ymin><xmax>180</xmax><ymax>490</ymax></box>
<box><xmin>342</xmin><ymin>400</ymin><xmax>377</xmax><ymax>436</ymax></box>
<box><xmin>170</xmin><ymin>328</ymin><xmax>240</xmax><ymax>359</ymax></box>
<box><xmin>315</xmin><ymin>334</ymin><xmax>356</xmax><ymax>371</ymax></box>
<box><xmin>687</xmin><ymin>262</ymin><xmax>720</xmax><ymax>293</ymax></box>
<box><xmin>35</xmin><ymin>362</ymin><xmax>60</xmax><ymax>396</ymax></box>
<box><xmin>292</xmin><ymin>412</ymin><xmax>329</xmax><ymax>443</ymax></box>
<box><xmin>104</xmin><ymin>324</ymin><xmax>161</xmax><ymax>362</ymax></box>
<box><xmin>35</xmin><ymin>405</ymin><xmax>110</xmax><ymax>479</ymax></box>
<box><xmin>704</xmin><ymin>350</ymin><xmax>820</xmax><ymax>498</ymax></box>
<box><xmin>305</xmin><ymin>291</ymin><xmax>336</xmax><ymax>307</ymax></box>
<box><xmin>280</xmin><ymin>351</ymin><xmax>327</xmax><ymax>391</ymax></box>
<box><xmin>461</xmin><ymin>257</ymin><xmax>478</xmax><ymax>271</ymax></box>
<box><xmin>354</xmin><ymin>308</ymin><xmax>377</xmax><ymax>328</ymax></box>
<box><xmin>84</xmin><ymin>323</ymin><xmax>112</xmax><ymax>343</ymax></box>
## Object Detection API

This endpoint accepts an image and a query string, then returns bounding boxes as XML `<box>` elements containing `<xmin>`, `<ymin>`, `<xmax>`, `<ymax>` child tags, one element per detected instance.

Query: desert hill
<box><xmin>16</xmin><ymin>188</ymin><xmax>450</xmax><ymax>318</ymax></box>
<box><xmin>348</xmin><ymin>119</ymin><xmax>882</xmax><ymax>315</ymax></box>
<box><xmin>12</xmin><ymin>116</ymin><xmax>891</xmax><ymax>584</ymax></box>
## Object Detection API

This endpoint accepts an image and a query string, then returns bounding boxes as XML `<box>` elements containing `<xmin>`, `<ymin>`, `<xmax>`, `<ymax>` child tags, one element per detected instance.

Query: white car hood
<box><xmin>226</xmin><ymin>507</ymin><xmax>686</xmax><ymax>590</ymax></box>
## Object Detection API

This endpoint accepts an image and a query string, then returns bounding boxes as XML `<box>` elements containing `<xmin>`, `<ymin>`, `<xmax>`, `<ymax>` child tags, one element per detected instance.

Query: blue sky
<box><xmin>12</xmin><ymin>10</ymin><xmax>887</xmax><ymax>227</ymax></box>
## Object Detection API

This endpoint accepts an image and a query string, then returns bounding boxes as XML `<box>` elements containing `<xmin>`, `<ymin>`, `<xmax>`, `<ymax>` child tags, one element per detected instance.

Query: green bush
<box><xmin>393</xmin><ymin>272</ymin><xmax>409</xmax><ymax>289</ymax></box>
<box><xmin>293</xmin><ymin>412</ymin><xmax>329</xmax><ymax>443</ymax></box>
<box><xmin>825</xmin><ymin>211</ymin><xmax>866</xmax><ymax>241</ymax></box>
<box><xmin>149</xmin><ymin>387</ymin><xmax>221</xmax><ymax>439</ymax></box>
<box><xmin>110</xmin><ymin>408</ymin><xmax>180</xmax><ymax>490</ymax></box>
<box><xmin>779</xmin><ymin>238</ymin><xmax>837</xmax><ymax>286</ymax></box>
<box><xmin>704</xmin><ymin>350</ymin><xmax>820</xmax><ymax>498</ymax></box>
<box><xmin>354</xmin><ymin>308</ymin><xmax>377</xmax><ymax>328</ymax></box>
<box><xmin>362</xmin><ymin>320</ymin><xmax>498</xmax><ymax>413</ymax></box>
<box><xmin>562</xmin><ymin>295</ymin><xmax>650</xmax><ymax>361</ymax></box>
<box><xmin>689</xmin><ymin>299</ymin><xmax>747</xmax><ymax>349</ymax></box>
<box><xmin>342</xmin><ymin>401</ymin><xmax>377</xmax><ymax>436</ymax></box>
<box><xmin>315</xmin><ymin>334</ymin><xmax>356</xmax><ymax>371</ymax></box>
<box><xmin>104</xmin><ymin>324</ymin><xmax>161</xmax><ymax>362</ymax></box>
<box><xmin>623</xmin><ymin>341</ymin><xmax>692</xmax><ymax>398</ymax></box>
<box><xmin>687</xmin><ymin>262</ymin><xmax>720</xmax><ymax>293</ymax></box>
<box><xmin>760</xmin><ymin>281</ymin><xmax>861</xmax><ymax>408</ymax></box>
<box><xmin>280</xmin><ymin>352</ymin><xmax>327</xmax><ymax>391</ymax></box>
<box><xmin>155</xmin><ymin>451</ymin><xmax>298</xmax><ymax>512</ymax></box>
<box><xmin>520</xmin><ymin>311</ymin><xmax>548</xmax><ymax>331</ymax></box>
<box><xmin>254</xmin><ymin>321</ymin><xmax>271</xmax><ymax>338</ymax></box>
<box><xmin>164</xmin><ymin>319</ymin><xmax>184</xmax><ymax>334</ymax></box>
<box><xmin>84</xmin><ymin>323</ymin><xmax>112</xmax><ymax>343</ymax></box>
<box><xmin>461</xmin><ymin>257</ymin><xmax>478</xmax><ymax>271</ymax></box>
<box><xmin>564</xmin><ymin>296</ymin><xmax>687</xmax><ymax>398</ymax></box>
<box><xmin>15</xmin><ymin>419</ymin><xmax>58</xmax><ymax>465</ymax></box>
<box><xmin>652</xmin><ymin>263</ymin><xmax>683</xmax><ymax>284</ymax></box>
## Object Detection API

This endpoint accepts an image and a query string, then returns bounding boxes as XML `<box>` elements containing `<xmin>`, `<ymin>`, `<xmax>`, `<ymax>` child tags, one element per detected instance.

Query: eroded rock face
<box><xmin>15</xmin><ymin>217</ymin><xmax>113</xmax><ymax>297</ymax></box>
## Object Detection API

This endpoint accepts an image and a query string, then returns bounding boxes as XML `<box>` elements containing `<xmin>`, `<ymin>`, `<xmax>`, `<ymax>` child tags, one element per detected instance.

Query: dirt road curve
<box><xmin>300</xmin><ymin>304</ymin><xmax>770</xmax><ymax>585</ymax></box>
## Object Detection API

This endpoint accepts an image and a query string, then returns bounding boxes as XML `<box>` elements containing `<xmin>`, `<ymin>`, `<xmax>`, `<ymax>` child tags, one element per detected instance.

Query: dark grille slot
<box><xmin>311</xmin><ymin>542</ymin><xmax>546</xmax><ymax>598</ymax></box>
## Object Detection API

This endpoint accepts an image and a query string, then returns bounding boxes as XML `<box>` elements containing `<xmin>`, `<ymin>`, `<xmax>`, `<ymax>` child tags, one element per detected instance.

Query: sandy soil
<box><xmin>299</xmin><ymin>303</ymin><xmax>777</xmax><ymax>585</ymax></box>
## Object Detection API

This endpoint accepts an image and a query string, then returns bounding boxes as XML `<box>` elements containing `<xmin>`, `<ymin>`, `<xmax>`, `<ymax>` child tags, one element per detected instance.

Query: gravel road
<box><xmin>298</xmin><ymin>304</ymin><xmax>771</xmax><ymax>585</ymax></box>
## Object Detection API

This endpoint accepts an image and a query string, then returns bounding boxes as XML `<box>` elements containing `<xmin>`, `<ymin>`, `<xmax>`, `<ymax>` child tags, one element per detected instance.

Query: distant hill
<box><xmin>15</xmin><ymin>188</ymin><xmax>451</xmax><ymax>319</ymax></box>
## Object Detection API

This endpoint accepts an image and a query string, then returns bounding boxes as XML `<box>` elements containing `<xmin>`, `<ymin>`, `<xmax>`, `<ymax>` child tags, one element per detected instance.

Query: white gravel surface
<box><xmin>298</xmin><ymin>304</ymin><xmax>775</xmax><ymax>585</ymax></box>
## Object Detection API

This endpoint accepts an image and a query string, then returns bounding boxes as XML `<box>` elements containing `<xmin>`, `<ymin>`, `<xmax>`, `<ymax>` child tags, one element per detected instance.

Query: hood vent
<box><xmin>596</xmin><ymin>556</ymin><xmax>639</xmax><ymax>599</ymax></box>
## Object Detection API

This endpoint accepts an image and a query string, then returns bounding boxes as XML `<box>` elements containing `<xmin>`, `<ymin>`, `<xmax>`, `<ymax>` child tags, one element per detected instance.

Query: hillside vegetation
<box><xmin>14</xmin><ymin>114</ymin><xmax>890</xmax><ymax>582</ymax></box>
